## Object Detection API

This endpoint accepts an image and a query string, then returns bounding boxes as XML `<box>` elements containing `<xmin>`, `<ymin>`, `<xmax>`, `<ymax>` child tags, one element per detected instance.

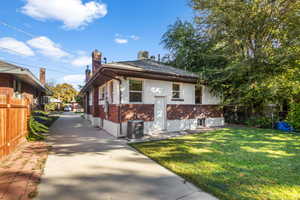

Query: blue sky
<box><xmin>0</xmin><ymin>0</ymin><xmax>193</xmax><ymax>88</ymax></box>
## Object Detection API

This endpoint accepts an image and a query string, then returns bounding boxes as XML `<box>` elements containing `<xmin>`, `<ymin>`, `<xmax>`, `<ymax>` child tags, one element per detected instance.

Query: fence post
<box><xmin>5</xmin><ymin>94</ymin><xmax>10</xmax><ymax>155</ymax></box>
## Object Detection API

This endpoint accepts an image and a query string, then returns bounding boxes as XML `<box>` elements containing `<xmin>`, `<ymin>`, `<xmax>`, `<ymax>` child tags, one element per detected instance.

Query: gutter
<box><xmin>94</xmin><ymin>72</ymin><xmax>123</xmax><ymax>138</ymax></box>
<box><xmin>79</xmin><ymin>66</ymin><xmax>199</xmax><ymax>95</ymax></box>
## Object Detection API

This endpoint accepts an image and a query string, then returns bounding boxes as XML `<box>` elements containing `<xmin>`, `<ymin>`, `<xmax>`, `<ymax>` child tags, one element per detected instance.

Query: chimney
<box><xmin>85</xmin><ymin>65</ymin><xmax>91</xmax><ymax>82</ymax></box>
<box><xmin>137</xmin><ymin>51</ymin><xmax>149</xmax><ymax>60</ymax></box>
<box><xmin>92</xmin><ymin>49</ymin><xmax>102</xmax><ymax>73</ymax></box>
<box><xmin>39</xmin><ymin>68</ymin><xmax>46</xmax><ymax>85</ymax></box>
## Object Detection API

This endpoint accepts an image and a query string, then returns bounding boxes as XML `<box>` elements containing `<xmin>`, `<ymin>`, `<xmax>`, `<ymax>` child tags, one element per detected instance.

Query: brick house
<box><xmin>0</xmin><ymin>60</ymin><xmax>49</xmax><ymax>108</ymax></box>
<box><xmin>80</xmin><ymin>50</ymin><xmax>224</xmax><ymax>137</ymax></box>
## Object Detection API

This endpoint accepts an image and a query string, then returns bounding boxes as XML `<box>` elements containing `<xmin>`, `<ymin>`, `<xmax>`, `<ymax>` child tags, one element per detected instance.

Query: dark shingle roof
<box><xmin>113</xmin><ymin>59</ymin><xmax>198</xmax><ymax>78</ymax></box>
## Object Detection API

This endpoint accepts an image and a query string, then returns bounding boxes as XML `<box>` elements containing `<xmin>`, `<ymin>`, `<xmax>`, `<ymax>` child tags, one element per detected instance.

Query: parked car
<box><xmin>64</xmin><ymin>106</ymin><xmax>72</xmax><ymax>112</ymax></box>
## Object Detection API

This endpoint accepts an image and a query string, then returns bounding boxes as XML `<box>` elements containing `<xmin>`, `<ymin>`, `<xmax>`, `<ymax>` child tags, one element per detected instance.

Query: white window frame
<box><xmin>128</xmin><ymin>78</ymin><xmax>144</xmax><ymax>103</ymax></box>
<box><xmin>99</xmin><ymin>85</ymin><xmax>105</xmax><ymax>101</ymax></box>
<box><xmin>172</xmin><ymin>82</ymin><xmax>182</xmax><ymax>99</ymax></box>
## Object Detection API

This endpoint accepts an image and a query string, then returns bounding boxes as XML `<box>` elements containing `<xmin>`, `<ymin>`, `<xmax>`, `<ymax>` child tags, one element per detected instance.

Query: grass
<box><xmin>130</xmin><ymin>127</ymin><xmax>300</xmax><ymax>200</ymax></box>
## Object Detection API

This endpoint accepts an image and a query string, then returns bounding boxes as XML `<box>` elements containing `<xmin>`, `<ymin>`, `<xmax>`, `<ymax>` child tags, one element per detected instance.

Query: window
<box><xmin>13</xmin><ymin>79</ymin><xmax>22</xmax><ymax>98</ymax></box>
<box><xmin>172</xmin><ymin>83</ymin><xmax>181</xmax><ymax>99</ymax></box>
<box><xmin>195</xmin><ymin>85</ymin><xmax>202</xmax><ymax>104</ymax></box>
<box><xmin>99</xmin><ymin>86</ymin><xmax>105</xmax><ymax>101</ymax></box>
<box><xmin>197</xmin><ymin>118</ymin><xmax>206</xmax><ymax>127</ymax></box>
<box><xmin>129</xmin><ymin>79</ymin><xmax>143</xmax><ymax>102</ymax></box>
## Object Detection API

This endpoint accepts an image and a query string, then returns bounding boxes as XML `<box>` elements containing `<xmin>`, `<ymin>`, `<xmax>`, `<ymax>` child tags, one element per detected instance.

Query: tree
<box><xmin>162</xmin><ymin>0</ymin><xmax>300</xmax><ymax>114</ymax></box>
<box><xmin>191</xmin><ymin>0</ymin><xmax>300</xmax><ymax>109</ymax></box>
<box><xmin>161</xmin><ymin>19</ymin><xmax>228</xmax><ymax>84</ymax></box>
<box><xmin>50</xmin><ymin>83</ymin><xmax>78</xmax><ymax>104</ymax></box>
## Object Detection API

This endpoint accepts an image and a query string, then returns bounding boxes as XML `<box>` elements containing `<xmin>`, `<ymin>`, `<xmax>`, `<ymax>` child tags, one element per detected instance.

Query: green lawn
<box><xmin>130</xmin><ymin>128</ymin><xmax>300</xmax><ymax>200</ymax></box>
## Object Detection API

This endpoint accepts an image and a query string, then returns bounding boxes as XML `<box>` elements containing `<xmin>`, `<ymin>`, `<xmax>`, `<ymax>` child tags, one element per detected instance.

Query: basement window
<box><xmin>197</xmin><ymin>118</ymin><xmax>206</xmax><ymax>127</ymax></box>
<box><xmin>129</xmin><ymin>79</ymin><xmax>143</xmax><ymax>103</ymax></box>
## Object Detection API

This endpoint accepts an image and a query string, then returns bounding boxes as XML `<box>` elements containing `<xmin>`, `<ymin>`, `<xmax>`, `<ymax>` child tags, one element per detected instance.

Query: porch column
<box><xmin>92</xmin><ymin>86</ymin><xmax>99</xmax><ymax>117</ymax></box>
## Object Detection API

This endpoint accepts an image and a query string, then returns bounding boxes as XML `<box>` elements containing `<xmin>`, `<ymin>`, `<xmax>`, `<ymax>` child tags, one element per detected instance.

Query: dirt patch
<box><xmin>0</xmin><ymin>141</ymin><xmax>50</xmax><ymax>200</ymax></box>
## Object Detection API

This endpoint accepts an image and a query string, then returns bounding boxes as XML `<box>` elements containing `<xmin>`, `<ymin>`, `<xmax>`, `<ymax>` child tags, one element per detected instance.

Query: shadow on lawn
<box><xmin>132</xmin><ymin>127</ymin><xmax>300</xmax><ymax>200</ymax></box>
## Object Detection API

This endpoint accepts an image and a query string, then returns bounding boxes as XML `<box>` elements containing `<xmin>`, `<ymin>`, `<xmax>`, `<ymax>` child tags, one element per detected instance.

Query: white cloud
<box><xmin>21</xmin><ymin>0</ymin><xmax>107</xmax><ymax>29</ymax></box>
<box><xmin>0</xmin><ymin>37</ymin><xmax>35</xmax><ymax>56</ymax></box>
<box><xmin>130</xmin><ymin>35</ymin><xmax>140</xmax><ymax>40</ymax></box>
<box><xmin>114</xmin><ymin>38</ymin><xmax>128</xmax><ymax>44</ymax></box>
<box><xmin>71</xmin><ymin>56</ymin><xmax>91</xmax><ymax>67</ymax></box>
<box><xmin>27</xmin><ymin>36</ymin><xmax>69</xmax><ymax>58</ymax></box>
<box><xmin>62</xmin><ymin>74</ymin><xmax>85</xmax><ymax>88</ymax></box>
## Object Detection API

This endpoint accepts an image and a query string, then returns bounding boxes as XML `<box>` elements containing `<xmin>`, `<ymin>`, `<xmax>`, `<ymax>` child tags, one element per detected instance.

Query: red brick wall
<box><xmin>99</xmin><ymin>105</ymin><xmax>105</xmax><ymax>119</ymax></box>
<box><xmin>167</xmin><ymin>104</ymin><xmax>223</xmax><ymax>120</ymax></box>
<box><xmin>120</xmin><ymin>104</ymin><xmax>154</xmax><ymax>122</ymax></box>
<box><xmin>92</xmin><ymin>86</ymin><xmax>99</xmax><ymax>117</ymax></box>
<box><xmin>92</xmin><ymin>103</ymin><xmax>222</xmax><ymax>123</ymax></box>
<box><xmin>0</xmin><ymin>74</ymin><xmax>38</xmax><ymax>105</ymax></box>
<box><xmin>0</xmin><ymin>74</ymin><xmax>13</xmax><ymax>95</ymax></box>
<box><xmin>108</xmin><ymin>104</ymin><xmax>119</xmax><ymax>123</ymax></box>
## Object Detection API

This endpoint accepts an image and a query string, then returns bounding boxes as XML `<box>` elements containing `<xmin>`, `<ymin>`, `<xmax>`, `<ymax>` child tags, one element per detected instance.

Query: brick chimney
<box><xmin>39</xmin><ymin>68</ymin><xmax>46</xmax><ymax>85</ymax></box>
<box><xmin>85</xmin><ymin>65</ymin><xmax>91</xmax><ymax>82</ymax></box>
<box><xmin>138</xmin><ymin>51</ymin><xmax>149</xmax><ymax>60</ymax></box>
<box><xmin>92</xmin><ymin>49</ymin><xmax>102</xmax><ymax>73</ymax></box>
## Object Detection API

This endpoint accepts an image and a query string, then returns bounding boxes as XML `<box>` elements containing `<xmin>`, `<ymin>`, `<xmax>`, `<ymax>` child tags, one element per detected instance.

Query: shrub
<box><xmin>27</xmin><ymin>110</ymin><xmax>58</xmax><ymax>141</ymax></box>
<box><xmin>27</xmin><ymin>116</ymin><xmax>48</xmax><ymax>141</ymax></box>
<box><xmin>287</xmin><ymin>103</ymin><xmax>300</xmax><ymax>130</ymax></box>
<box><xmin>245</xmin><ymin>116</ymin><xmax>275</xmax><ymax>129</ymax></box>
<box><xmin>45</xmin><ymin>103</ymin><xmax>57</xmax><ymax>112</ymax></box>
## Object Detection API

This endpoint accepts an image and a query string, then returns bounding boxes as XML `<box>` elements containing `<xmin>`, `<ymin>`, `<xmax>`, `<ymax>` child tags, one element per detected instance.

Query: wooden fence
<box><xmin>0</xmin><ymin>95</ymin><xmax>30</xmax><ymax>159</ymax></box>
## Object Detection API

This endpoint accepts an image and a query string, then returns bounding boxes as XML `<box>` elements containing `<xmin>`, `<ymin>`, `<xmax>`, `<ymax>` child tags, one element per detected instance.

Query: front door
<box><xmin>154</xmin><ymin>96</ymin><xmax>166</xmax><ymax>131</ymax></box>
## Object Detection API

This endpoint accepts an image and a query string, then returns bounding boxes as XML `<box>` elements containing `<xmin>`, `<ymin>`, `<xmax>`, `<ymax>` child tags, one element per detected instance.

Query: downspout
<box><xmin>101</xmin><ymin>73</ymin><xmax>123</xmax><ymax>137</ymax></box>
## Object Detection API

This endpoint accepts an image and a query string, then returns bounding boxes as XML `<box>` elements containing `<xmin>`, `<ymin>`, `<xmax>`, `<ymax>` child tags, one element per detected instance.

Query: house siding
<box><xmin>0</xmin><ymin>73</ymin><xmax>41</xmax><ymax>106</ymax></box>
<box><xmin>84</xmin><ymin>76</ymin><xmax>224</xmax><ymax>137</ymax></box>
<box><xmin>0</xmin><ymin>74</ymin><xmax>13</xmax><ymax>95</ymax></box>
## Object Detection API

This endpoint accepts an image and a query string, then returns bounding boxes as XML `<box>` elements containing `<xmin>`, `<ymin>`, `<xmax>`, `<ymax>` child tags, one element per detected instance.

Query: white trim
<box><xmin>128</xmin><ymin>78</ymin><xmax>144</xmax><ymax>103</ymax></box>
<box><xmin>171</xmin><ymin>82</ymin><xmax>183</xmax><ymax>99</ymax></box>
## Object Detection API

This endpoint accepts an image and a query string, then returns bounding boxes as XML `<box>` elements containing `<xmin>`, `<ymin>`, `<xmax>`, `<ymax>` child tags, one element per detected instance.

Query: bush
<box><xmin>27</xmin><ymin>110</ymin><xmax>58</xmax><ymax>141</ymax></box>
<box><xmin>245</xmin><ymin>116</ymin><xmax>275</xmax><ymax>129</ymax></box>
<box><xmin>45</xmin><ymin>103</ymin><xmax>57</xmax><ymax>112</ymax></box>
<box><xmin>27</xmin><ymin>116</ymin><xmax>48</xmax><ymax>141</ymax></box>
<box><xmin>287</xmin><ymin>103</ymin><xmax>300</xmax><ymax>130</ymax></box>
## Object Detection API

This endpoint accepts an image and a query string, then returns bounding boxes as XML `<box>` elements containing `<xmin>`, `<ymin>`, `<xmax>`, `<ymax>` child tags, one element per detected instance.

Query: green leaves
<box><xmin>50</xmin><ymin>83</ymin><xmax>78</xmax><ymax>104</ymax></box>
<box><xmin>162</xmin><ymin>0</ymin><xmax>300</xmax><ymax>111</ymax></box>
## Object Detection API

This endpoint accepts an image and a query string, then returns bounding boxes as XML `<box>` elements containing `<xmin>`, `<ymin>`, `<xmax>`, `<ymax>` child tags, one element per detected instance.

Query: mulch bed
<box><xmin>0</xmin><ymin>142</ymin><xmax>50</xmax><ymax>200</ymax></box>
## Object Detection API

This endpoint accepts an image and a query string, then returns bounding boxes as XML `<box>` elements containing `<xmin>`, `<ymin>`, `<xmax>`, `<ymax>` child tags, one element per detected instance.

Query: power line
<box><xmin>0</xmin><ymin>58</ymin><xmax>75</xmax><ymax>75</ymax></box>
<box><xmin>0</xmin><ymin>19</ymin><xmax>72</xmax><ymax>55</ymax></box>
<box><xmin>0</xmin><ymin>47</ymin><xmax>72</xmax><ymax>73</ymax></box>
<box><xmin>0</xmin><ymin>20</ymin><xmax>35</xmax><ymax>38</ymax></box>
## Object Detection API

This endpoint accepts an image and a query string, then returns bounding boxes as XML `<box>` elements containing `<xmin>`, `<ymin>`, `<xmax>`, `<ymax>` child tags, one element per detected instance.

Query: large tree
<box><xmin>162</xmin><ymin>0</ymin><xmax>300</xmax><ymax>113</ymax></box>
<box><xmin>161</xmin><ymin>20</ymin><xmax>227</xmax><ymax>75</ymax></box>
<box><xmin>50</xmin><ymin>83</ymin><xmax>78</xmax><ymax>104</ymax></box>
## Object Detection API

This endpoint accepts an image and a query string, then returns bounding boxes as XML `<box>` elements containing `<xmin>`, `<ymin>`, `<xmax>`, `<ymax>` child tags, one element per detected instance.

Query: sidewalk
<box><xmin>36</xmin><ymin>113</ymin><xmax>217</xmax><ymax>200</ymax></box>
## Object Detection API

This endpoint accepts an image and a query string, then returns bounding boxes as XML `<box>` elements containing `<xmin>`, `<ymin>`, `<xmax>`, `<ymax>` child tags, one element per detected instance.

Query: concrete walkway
<box><xmin>36</xmin><ymin>113</ymin><xmax>217</xmax><ymax>200</ymax></box>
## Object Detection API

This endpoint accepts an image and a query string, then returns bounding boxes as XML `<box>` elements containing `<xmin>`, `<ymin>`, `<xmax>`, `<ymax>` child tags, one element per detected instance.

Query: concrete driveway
<box><xmin>36</xmin><ymin>113</ymin><xmax>217</xmax><ymax>200</ymax></box>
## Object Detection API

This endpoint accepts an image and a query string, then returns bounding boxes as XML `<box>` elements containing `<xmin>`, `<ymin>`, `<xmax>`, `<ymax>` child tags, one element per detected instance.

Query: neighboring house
<box><xmin>80</xmin><ymin>50</ymin><xmax>224</xmax><ymax>138</ymax></box>
<box><xmin>0</xmin><ymin>60</ymin><xmax>50</xmax><ymax>108</ymax></box>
